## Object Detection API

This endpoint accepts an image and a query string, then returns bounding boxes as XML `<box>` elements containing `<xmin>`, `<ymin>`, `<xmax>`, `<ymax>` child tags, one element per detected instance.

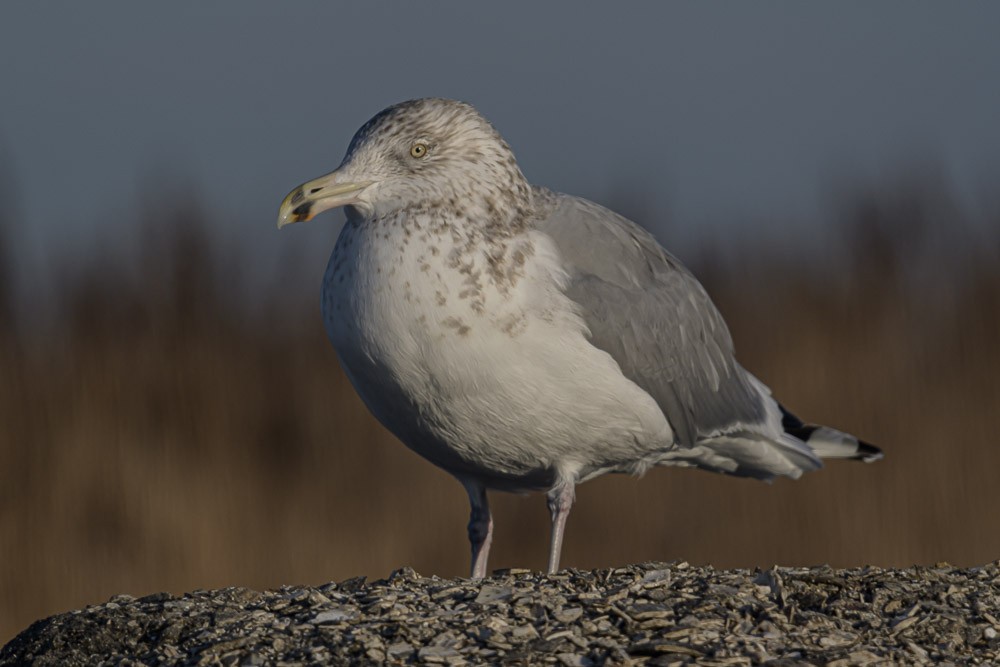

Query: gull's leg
<box><xmin>463</xmin><ymin>480</ymin><xmax>493</xmax><ymax>579</ymax></box>
<box><xmin>546</xmin><ymin>482</ymin><xmax>576</xmax><ymax>575</ymax></box>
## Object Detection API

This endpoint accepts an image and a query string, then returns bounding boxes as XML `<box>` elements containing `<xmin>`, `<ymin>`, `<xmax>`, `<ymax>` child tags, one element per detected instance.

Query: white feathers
<box><xmin>323</xmin><ymin>207</ymin><xmax>672</xmax><ymax>491</ymax></box>
<box><xmin>287</xmin><ymin>97</ymin><xmax>882</xmax><ymax>575</ymax></box>
<box><xmin>304</xmin><ymin>97</ymin><xmax>875</xmax><ymax>492</ymax></box>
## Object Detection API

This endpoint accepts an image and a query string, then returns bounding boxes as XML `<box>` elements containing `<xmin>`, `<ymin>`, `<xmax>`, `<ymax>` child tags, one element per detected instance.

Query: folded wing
<box><xmin>534</xmin><ymin>189</ymin><xmax>788</xmax><ymax>452</ymax></box>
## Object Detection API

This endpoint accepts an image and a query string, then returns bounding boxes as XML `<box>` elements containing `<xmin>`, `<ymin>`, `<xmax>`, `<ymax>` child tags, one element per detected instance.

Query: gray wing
<box><xmin>534</xmin><ymin>188</ymin><xmax>771</xmax><ymax>447</ymax></box>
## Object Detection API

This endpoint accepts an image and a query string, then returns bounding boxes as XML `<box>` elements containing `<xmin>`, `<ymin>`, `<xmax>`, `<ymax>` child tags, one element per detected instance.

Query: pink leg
<box><xmin>464</xmin><ymin>481</ymin><xmax>493</xmax><ymax>579</ymax></box>
<box><xmin>546</xmin><ymin>482</ymin><xmax>575</xmax><ymax>574</ymax></box>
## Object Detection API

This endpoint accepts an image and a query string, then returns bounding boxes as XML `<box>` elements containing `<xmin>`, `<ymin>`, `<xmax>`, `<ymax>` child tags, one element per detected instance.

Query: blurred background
<box><xmin>1</xmin><ymin>2</ymin><xmax>999</xmax><ymax>643</ymax></box>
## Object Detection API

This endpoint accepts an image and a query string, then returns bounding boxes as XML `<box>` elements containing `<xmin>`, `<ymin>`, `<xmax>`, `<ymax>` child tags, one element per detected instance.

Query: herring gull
<box><xmin>278</xmin><ymin>98</ymin><xmax>882</xmax><ymax>578</ymax></box>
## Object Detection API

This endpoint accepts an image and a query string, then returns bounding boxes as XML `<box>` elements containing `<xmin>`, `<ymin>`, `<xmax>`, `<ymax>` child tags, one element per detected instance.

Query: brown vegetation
<box><xmin>1</xmin><ymin>172</ymin><xmax>998</xmax><ymax>642</ymax></box>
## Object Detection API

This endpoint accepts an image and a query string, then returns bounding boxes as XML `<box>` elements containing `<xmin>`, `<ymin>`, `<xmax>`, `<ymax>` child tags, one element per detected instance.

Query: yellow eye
<box><xmin>410</xmin><ymin>142</ymin><xmax>428</xmax><ymax>158</ymax></box>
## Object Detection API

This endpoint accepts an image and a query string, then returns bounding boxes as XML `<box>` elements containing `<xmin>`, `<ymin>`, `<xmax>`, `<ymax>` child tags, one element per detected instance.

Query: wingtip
<box><xmin>857</xmin><ymin>440</ymin><xmax>884</xmax><ymax>463</ymax></box>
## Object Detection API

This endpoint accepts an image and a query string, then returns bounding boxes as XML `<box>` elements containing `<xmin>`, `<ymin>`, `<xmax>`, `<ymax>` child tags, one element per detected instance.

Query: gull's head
<box><xmin>278</xmin><ymin>98</ymin><xmax>530</xmax><ymax>228</ymax></box>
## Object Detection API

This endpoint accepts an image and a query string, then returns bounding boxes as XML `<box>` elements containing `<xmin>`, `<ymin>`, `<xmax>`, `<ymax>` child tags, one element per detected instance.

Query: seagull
<box><xmin>278</xmin><ymin>98</ymin><xmax>882</xmax><ymax>578</ymax></box>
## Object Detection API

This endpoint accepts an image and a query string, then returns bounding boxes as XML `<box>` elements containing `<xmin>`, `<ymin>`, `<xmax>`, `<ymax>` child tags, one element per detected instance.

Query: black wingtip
<box><xmin>779</xmin><ymin>403</ymin><xmax>805</xmax><ymax>430</ymax></box>
<box><xmin>857</xmin><ymin>440</ymin><xmax>884</xmax><ymax>463</ymax></box>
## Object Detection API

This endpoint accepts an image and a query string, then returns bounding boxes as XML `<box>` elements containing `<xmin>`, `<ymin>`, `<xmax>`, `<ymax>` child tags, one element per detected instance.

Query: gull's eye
<box><xmin>409</xmin><ymin>142</ymin><xmax>428</xmax><ymax>159</ymax></box>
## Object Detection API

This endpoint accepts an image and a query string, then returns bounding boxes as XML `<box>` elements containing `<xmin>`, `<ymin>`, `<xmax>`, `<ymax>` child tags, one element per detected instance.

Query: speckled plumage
<box><xmin>278</xmin><ymin>98</ymin><xmax>882</xmax><ymax>578</ymax></box>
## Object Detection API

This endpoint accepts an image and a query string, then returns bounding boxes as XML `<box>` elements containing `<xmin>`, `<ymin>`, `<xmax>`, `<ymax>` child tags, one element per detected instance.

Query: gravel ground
<box><xmin>3</xmin><ymin>562</ymin><xmax>999</xmax><ymax>666</ymax></box>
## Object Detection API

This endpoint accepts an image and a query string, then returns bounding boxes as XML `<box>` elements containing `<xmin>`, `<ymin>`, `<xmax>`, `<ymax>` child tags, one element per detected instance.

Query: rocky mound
<box><xmin>3</xmin><ymin>562</ymin><xmax>998</xmax><ymax>665</ymax></box>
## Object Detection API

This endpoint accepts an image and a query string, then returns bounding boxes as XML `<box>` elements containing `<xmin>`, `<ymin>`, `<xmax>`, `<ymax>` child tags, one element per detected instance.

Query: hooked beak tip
<box><xmin>277</xmin><ymin>173</ymin><xmax>373</xmax><ymax>229</ymax></box>
<box><xmin>278</xmin><ymin>187</ymin><xmax>316</xmax><ymax>228</ymax></box>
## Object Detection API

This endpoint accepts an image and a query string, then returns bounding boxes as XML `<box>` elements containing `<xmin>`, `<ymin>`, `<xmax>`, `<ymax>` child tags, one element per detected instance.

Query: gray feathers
<box><xmin>534</xmin><ymin>188</ymin><xmax>772</xmax><ymax>449</ymax></box>
<box><xmin>285</xmin><ymin>97</ymin><xmax>883</xmax><ymax>575</ymax></box>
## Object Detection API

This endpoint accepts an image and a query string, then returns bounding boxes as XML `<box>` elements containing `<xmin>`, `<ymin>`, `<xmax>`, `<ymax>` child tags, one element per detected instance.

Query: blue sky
<box><xmin>1</xmin><ymin>2</ymin><xmax>998</xmax><ymax>293</ymax></box>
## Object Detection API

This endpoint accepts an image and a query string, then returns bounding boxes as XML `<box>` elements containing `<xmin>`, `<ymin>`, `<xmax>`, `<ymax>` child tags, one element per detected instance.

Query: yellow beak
<box><xmin>277</xmin><ymin>170</ymin><xmax>373</xmax><ymax>228</ymax></box>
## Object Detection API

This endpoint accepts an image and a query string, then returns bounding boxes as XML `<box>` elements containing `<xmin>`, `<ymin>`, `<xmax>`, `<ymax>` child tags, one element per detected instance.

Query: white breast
<box><xmin>322</xmin><ymin>211</ymin><xmax>672</xmax><ymax>490</ymax></box>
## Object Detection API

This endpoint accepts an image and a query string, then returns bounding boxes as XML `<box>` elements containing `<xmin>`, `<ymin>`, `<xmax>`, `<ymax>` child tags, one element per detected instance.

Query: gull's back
<box><xmin>532</xmin><ymin>187</ymin><xmax>825</xmax><ymax>480</ymax></box>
